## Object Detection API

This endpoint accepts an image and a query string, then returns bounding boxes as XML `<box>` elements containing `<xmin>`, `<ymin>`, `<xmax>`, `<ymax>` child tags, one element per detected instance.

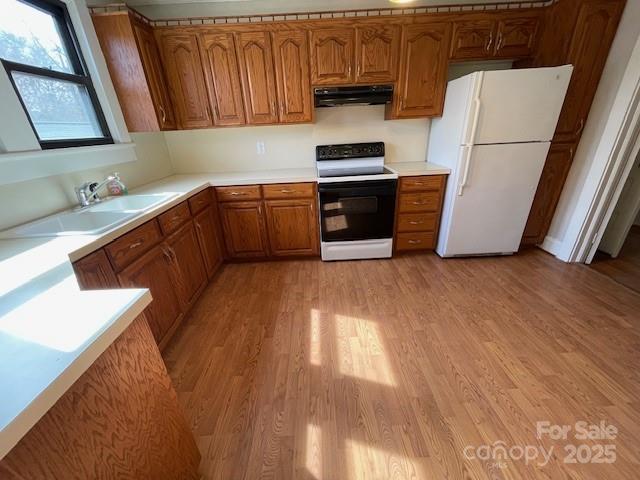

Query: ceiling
<box><xmin>90</xmin><ymin>0</ymin><xmax>529</xmax><ymax>20</ymax></box>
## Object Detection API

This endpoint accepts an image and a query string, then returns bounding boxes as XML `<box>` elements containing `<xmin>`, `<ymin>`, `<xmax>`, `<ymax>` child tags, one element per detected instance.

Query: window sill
<box><xmin>0</xmin><ymin>143</ymin><xmax>137</xmax><ymax>186</ymax></box>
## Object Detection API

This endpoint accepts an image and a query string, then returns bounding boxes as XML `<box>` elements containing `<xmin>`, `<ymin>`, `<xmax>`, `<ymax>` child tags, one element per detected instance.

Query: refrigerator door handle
<box><xmin>463</xmin><ymin>72</ymin><xmax>484</xmax><ymax>145</ymax></box>
<box><xmin>458</xmin><ymin>145</ymin><xmax>473</xmax><ymax>196</ymax></box>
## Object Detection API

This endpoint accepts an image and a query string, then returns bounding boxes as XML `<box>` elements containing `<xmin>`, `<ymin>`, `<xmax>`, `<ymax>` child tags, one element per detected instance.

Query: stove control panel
<box><xmin>316</xmin><ymin>142</ymin><xmax>385</xmax><ymax>161</ymax></box>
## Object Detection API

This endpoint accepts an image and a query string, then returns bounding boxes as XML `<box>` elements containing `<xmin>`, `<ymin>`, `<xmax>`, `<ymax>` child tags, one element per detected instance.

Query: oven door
<box><xmin>318</xmin><ymin>179</ymin><xmax>397</xmax><ymax>242</ymax></box>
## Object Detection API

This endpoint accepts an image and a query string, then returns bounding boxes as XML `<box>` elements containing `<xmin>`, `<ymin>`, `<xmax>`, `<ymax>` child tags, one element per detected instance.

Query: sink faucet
<box><xmin>75</xmin><ymin>173</ymin><xmax>127</xmax><ymax>208</ymax></box>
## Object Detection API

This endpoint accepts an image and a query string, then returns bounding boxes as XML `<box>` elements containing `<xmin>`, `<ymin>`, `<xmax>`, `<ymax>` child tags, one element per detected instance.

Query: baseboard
<box><xmin>540</xmin><ymin>235</ymin><xmax>564</xmax><ymax>259</ymax></box>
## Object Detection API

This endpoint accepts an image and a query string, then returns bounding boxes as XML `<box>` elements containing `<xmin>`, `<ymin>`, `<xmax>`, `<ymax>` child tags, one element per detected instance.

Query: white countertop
<box><xmin>0</xmin><ymin>164</ymin><xmax>446</xmax><ymax>460</ymax></box>
<box><xmin>386</xmin><ymin>162</ymin><xmax>451</xmax><ymax>176</ymax></box>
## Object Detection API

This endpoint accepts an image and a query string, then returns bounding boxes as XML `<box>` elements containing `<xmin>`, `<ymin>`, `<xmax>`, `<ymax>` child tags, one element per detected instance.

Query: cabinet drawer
<box><xmin>158</xmin><ymin>201</ymin><xmax>191</xmax><ymax>235</ymax></box>
<box><xmin>106</xmin><ymin>220</ymin><xmax>162</xmax><ymax>271</ymax></box>
<box><xmin>396</xmin><ymin>232</ymin><xmax>435</xmax><ymax>251</ymax></box>
<box><xmin>188</xmin><ymin>189</ymin><xmax>211</xmax><ymax>215</ymax></box>
<box><xmin>216</xmin><ymin>185</ymin><xmax>262</xmax><ymax>202</ymax></box>
<box><xmin>262</xmin><ymin>183</ymin><xmax>315</xmax><ymax>199</ymax></box>
<box><xmin>396</xmin><ymin>213</ymin><xmax>438</xmax><ymax>233</ymax></box>
<box><xmin>398</xmin><ymin>192</ymin><xmax>441</xmax><ymax>213</ymax></box>
<box><xmin>400</xmin><ymin>175</ymin><xmax>444</xmax><ymax>192</ymax></box>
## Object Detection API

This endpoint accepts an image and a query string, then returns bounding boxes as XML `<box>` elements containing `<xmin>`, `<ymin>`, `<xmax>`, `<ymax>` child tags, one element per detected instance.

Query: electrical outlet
<box><xmin>256</xmin><ymin>141</ymin><xmax>266</xmax><ymax>155</ymax></box>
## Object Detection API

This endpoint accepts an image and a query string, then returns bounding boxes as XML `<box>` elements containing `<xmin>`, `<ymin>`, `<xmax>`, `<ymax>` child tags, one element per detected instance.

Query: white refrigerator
<box><xmin>429</xmin><ymin>66</ymin><xmax>573</xmax><ymax>257</ymax></box>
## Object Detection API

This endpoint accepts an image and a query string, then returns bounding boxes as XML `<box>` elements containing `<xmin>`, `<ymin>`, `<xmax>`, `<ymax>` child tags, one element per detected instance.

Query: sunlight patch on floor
<box><xmin>310</xmin><ymin>308</ymin><xmax>322</xmax><ymax>366</ymax></box>
<box><xmin>345</xmin><ymin>439</ymin><xmax>423</xmax><ymax>480</ymax></box>
<box><xmin>306</xmin><ymin>423</ymin><xmax>322</xmax><ymax>479</ymax></box>
<box><xmin>334</xmin><ymin>315</ymin><xmax>395</xmax><ymax>386</ymax></box>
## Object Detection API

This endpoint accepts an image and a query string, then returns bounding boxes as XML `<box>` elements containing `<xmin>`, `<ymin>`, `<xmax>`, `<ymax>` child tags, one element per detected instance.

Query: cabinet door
<box><xmin>553</xmin><ymin>0</ymin><xmax>623</xmax><ymax>143</ymax></box>
<box><xmin>494</xmin><ymin>16</ymin><xmax>539</xmax><ymax>59</ymax></box>
<box><xmin>194</xmin><ymin>207</ymin><xmax>223</xmax><ymax>278</ymax></box>
<box><xmin>450</xmin><ymin>19</ymin><xmax>495</xmax><ymax>61</ymax></box>
<box><xmin>272</xmin><ymin>30</ymin><xmax>312</xmax><ymax>123</ymax></box>
<box><xmin>391</xmin><ymin>22</ymin><xmax>452</xmax><ymax>118</ymax></box>
<box><xmin>133</xmin><ymin>22</ymin><xmax>176</xmax><ymax>130</ymax></box>
<box><xmin>522</xmin><ymin>142</ymin><xmax>575</xmax><ymax>245</ymax></box>
<box><xmin>200</xmin><ymin>32</ymin><xmax>246</xmax><ymax>126</ymax></box>
<box><xmin>159</xmin><ymin>33</ymin><xmax>212</xmax><ymax>129</ymax></box>
<box><xmin>235</xmin><ymin>31</ymin><xmax>279</xmax><ymax>124</ymax></box>
<box><xmin>219</xmin><ymin>201</ymin><xmax>269</xmax><ymax>258</ymax></box>
<box><xmin>118</xmin><ymin>245</ymin><xmax>183</xmax><ymax>345</ymax></box>
<box><xmin>310</xmin><ymin>28</ymin><xmax>354</xmax><ymax>85</ymax></box>
<box><xmin>264</xmin><ymin>199</ymin><xmax>319</xmax><ymax>257</ymax></box>
<box><xmin>166</xmin><ymin>222</ymin><xmax>208</xmax><ymax>309</ymax></box>
<box><xmin>73</xmin><ymin>249</ymin><xmax>119</xmax><ymax>290</ymax></box>
<box><xmin>355</xmin><ymin>25</ymin><xmax>400</xmax><ymax>83</ymax></box>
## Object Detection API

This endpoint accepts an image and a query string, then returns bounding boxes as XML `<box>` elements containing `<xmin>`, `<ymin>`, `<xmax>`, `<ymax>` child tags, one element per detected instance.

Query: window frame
<box><xmin>1</xmin><ymin>0</ymin><xmax>113</xmax><ymax>149</ymax></box>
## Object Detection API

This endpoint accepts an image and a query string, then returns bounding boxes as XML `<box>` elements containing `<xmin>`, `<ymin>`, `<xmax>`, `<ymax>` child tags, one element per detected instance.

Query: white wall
<box><xmin>166</xmin><ymin>105</ymin><xmax>430</xmax><ymax>173</ymax></box>
<box><xmin>542</xmin><ymin>0</ymin><xmax>640</xmax><ymax>258</ymax></box>
<box><xmin>0</xmin><ymin>132</ymin><xmax>173</xmax><ymax>231</ymax></box>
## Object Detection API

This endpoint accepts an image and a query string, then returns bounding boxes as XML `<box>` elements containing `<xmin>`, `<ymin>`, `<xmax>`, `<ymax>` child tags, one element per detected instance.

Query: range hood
<box><xmin>314</xmin><ymin>85</ymin><xmax>393</xmax><ymax>107</ymax></box>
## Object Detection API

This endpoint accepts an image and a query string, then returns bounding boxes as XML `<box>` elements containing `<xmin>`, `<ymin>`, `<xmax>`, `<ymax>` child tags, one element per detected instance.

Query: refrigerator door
<box><xmin>436</xmin><ymin>142</ymin><xmax>551</xmax><ymax>257</ymax></box>
<box><xmin>464</xmin><ymin>66</ymin><xmax>573</xmax><ymax>145</ymax></box>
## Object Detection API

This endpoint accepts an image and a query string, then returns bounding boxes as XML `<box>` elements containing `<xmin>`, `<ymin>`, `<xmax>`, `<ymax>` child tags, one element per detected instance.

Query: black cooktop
<box><xmin>316</xmin><ymin>142</ymin><xmax>385</xmax><ymax>161</ymax></box>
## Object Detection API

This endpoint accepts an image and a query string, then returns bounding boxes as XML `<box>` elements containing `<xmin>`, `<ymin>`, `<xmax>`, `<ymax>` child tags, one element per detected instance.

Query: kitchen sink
<box><xmin>0</xmin><ymin>193</ymin><xmax>178</xmax><ymax>238</ymax></box>
<box><xmin>87</xmin><ymin>193</ymin><xmax>177</xmax><ymax>213</ymax></box>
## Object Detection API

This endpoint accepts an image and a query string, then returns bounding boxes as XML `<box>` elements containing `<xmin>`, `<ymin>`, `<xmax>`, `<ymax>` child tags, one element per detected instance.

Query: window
<box><xmin>0</xmin><ymin>0</ymin><xmax>112</xmax><ymax>149</ymax></box>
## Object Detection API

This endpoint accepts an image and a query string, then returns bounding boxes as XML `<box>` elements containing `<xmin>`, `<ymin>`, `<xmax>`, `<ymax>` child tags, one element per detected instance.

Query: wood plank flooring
<box><xmin>591</xmin><ymin>225</ymin><xmax>640</xmax><ymax>294</ymax></box>
<box><xmin>163</xmin><ymin>250</ymin><xmax>640</xmax><ymax>480</ymax></box>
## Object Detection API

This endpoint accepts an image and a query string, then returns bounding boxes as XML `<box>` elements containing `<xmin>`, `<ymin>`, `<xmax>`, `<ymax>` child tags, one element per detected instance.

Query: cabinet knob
<box><xmin>408</xmin><ymin>239</ymin><xmax>422</xmax><ymax>245</ymax></box>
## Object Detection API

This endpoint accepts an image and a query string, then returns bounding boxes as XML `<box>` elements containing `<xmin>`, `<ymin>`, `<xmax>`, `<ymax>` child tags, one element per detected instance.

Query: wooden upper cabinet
<box><xmin>132</xmin><ymin>22</ymin><xmax>176</xmax><ymax>130</ymax></box>
<box><xmin>310</xmin><ymin>28</ymin><xmax>355</xmax><ymax>85</ymax></box>
<box><xmin>219</xmin><ymin>201</ymin><xmax>269</xmax><ymax>258</ymax></box>
<box><xmin>450</xmin><ymin>19</ymin><xmax>496</xmax><ymax>61</ymax></box>
<box><xmin>235</xmin><ymin>31</ymin><xmax>279</xmax><ymax>124</ymax></box>
<box><xmin>264</xmin><ymin>199</ymin><xmax>319</xmax><ymax>257</ymax></box>
<box><xmin>389</xmin><ymin>22</ymin><xmax>452</xmax><ymax>119</ymax></box>
<box><xmin>494</xmin><ymin>16</ymin><xmax>539</xmax><ymax>58</ymax></box>
<box><xmin>159</xmin><ymin>33</ymin><xmax>212</xmax><ymax>129</ymax></box>
<box><xmin>92</xmin><ymin>12</ymin><xmax>172</xmax><ymax>132</ymax></box>
<box><xmin>199</xmin><ymin>32</ymin><xmax>246</xmax><ymax>126</ymax></box>
<box><xmin>354</xmin><ymin>25</ymin><xmax>400</xmax><ymax>83</ymax></box>
<box><xmin>272</xmin><ymin>30</ymin><xmax>313</xmax><ymax>123</ymax></box>
<box><xmin>553</xmin><ymin>0</ymin><xmax>624</xmax><ymax>143</ymax></box>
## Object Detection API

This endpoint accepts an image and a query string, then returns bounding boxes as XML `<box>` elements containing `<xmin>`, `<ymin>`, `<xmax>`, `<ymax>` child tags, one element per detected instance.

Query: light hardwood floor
<box><xmin>591</xmin><ymin>225</ymin><xmax>640</xmax><ymax>294</ymax></box>
<box><xmin>163</xmin><ymin>250</ymin><xmax>640</xmax><ymax>480</ymax></box>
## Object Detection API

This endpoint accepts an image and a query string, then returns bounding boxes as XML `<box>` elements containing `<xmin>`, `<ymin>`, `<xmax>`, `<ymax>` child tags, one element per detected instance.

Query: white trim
<box><xmin>0</xmin><ymin>69</ymin><xmax>40</xmax><ymax>153</ymax></box>
<box><xmin>0</xmin><ymin>143</ymin><xmax>137</xmax><ymax>186</ymax></box>
<box><xmin>556</xmin><ymin>35</ymin><xmax>640</xmax><ymax>263</ymax></box>
<box><xmin>540</xmin><ymin>234</ymin><xmax>563</xmax><ymax>256</ymax></box>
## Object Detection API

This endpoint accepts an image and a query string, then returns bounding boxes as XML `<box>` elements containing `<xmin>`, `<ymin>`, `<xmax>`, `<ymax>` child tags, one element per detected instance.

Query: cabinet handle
<box><xmin>412</xmin><ymin>201</ymin><xmax>427</xmax><ymax>205</ymax></box>
<box><xmin>230</xmin><ymin>191</ymin><xmax>247</xmax><ymax>196</ymax></box>
<box><xmin>412</xmin><ymin>182</ymin><xmax>425</xmax><ymax>186</ymax></box>
<box><xmin>214</xmin><ymin>103</ymin><xmax>220</xmax><ymax>119</ymax></box>
<box><xmin>129</xmin><ymin>240</ymin><xmax>143</xmax><ymax>250</ymax></box>
<box><xmin>162</xmin><ymin>247</ymin><xmax>172</xmax><ymax>263</ymax></box>
<box><xmin>348</xmin><ymin>65</ymin><xmax>352</xmax><ymax>79</ymax></box>
<box><xmin>577</xmin><ymin>118</ymin><xmax>585</xmax><ymax>136</ymax></box>
<box><xmin>496</xmin><ymin>32</ymin><xmax>504</xmax><ymax>51</ymax></box>
<box><xmin>408</xmin><ymin>239</ymin><xmax>422</xmax><ymax>245</ymax></box>
<box><xmin>167</xmin><ymin>246</ymin><xmax>177</xmax><ymax>262</ymax></box>
<box><xmin>486</xmin><ymin>31</ymin><xmax>493</xmax><ymax>52</ymax></box>
<box><xmin>279</xmin><ymin>189</ymin><xmax>296</xmax><ymax>193</ymax></box>
<box><xmin>272</xmin><ymin>100</ymin><xmax>277</xmax><ymax>114</ymax></box>
<box><xmin>159</xmin><ymin>105</ymin><xmax>166</xmax><ymax>124</ymax></box>
<box><xmin>408</xmin><ymin>221</ymin><xmax>424</xmax><ymax>225</ymax></box>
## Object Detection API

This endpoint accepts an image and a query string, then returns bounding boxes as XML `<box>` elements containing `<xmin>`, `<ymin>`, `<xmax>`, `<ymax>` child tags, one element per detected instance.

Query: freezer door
<box><xmin>436</xmin><ymin>142</ymin><xmax>550</xmax><ymax>257</ymax></box>
<box><xmin>468</xmin><ymin>66</ymin><xmax>573</xmax><ymax>145</ymax></box>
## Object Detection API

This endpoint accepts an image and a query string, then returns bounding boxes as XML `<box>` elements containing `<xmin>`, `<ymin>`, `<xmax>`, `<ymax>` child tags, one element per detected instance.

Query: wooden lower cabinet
<box><xmin>166</xmin><ymin>222</ymin><xmax>208</xmax><ymax>309</ymax></box>
<box><xmin>118</xmin><ymin>244</ymin><xmax>184</xmax><ymax>346</ymax></box>
<box><xmin>522</xmin><ymin>142</ymin><xmax>575</xmax><ymax>245</ymax></box>
<box><xmin>194</xmin><ymin>206</ymin><xmax>224</xmax><ymax>278</ymax></box>
<box><xmin>73</xmin><ymin>249</ymin><xmax>119</xmax><ymax>289</ymax></box>
<box><xmin>219</xmin><ymin>201</ymin><xmax>270</xmax><ymax>258</ymax></box>
<box><xmin>394</xmin><ymin>175</ymin><xmax>447</xmax><ymax>253</ymax></box>
<box><xmin>264</xmin><ymin>199</ymin><xmax>319</xmax><ymax>256</ymax></box>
